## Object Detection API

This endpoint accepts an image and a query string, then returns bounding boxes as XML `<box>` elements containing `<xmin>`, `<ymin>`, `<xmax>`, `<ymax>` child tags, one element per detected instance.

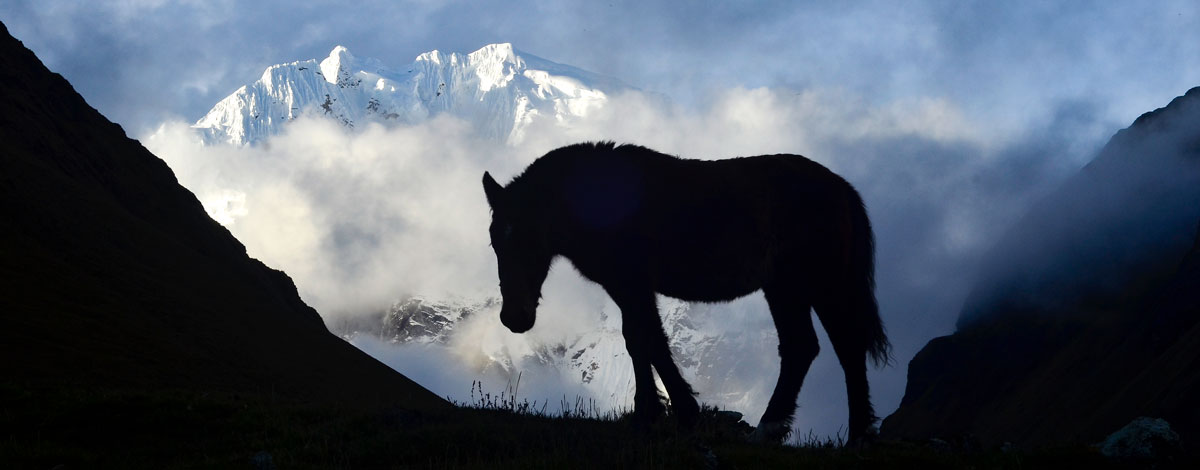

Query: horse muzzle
<box><xmin>500</xmin><ymin>305</ymin><xmax>535</xmax><ymax>333</ymax></box>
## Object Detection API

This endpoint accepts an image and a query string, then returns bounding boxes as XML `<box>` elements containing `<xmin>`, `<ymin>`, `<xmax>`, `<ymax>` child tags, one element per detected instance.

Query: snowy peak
<box><xmin>411</xmin><ymin>42</ymin><xmax>516</xmax><ymax>65</ymax></box>
<box><xmin>194</xmin><ymin>43</ymin><xmax>630</xmax><ymax>146</ymax></box>
<box><xmin>319</xmin><ymin>45</ymin><xmax>356</xmax><ymax>85</ymax></box>
<box><xmin>468</xmin><ymin>43</ymin><xmax>522</xmax><ymax>92</ymax></box>
<box><xmin>472</xmin><ymin>42</ymin><xmax>516</xmax><ymax>60</ymax></box>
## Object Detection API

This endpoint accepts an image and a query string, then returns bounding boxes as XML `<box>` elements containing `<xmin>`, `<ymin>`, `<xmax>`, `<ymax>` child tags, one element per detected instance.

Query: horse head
<box><xmin>483</xmin><ymin>171</ymin><xmax>553</xmax><ymax>334</ymax></box>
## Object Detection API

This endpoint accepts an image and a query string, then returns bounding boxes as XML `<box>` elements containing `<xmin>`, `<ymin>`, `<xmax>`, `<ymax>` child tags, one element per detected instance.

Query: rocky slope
<box><xmin>0</xmin><ymin>21</ymin><xmax>446</xmax><ymax>410</ymax></box>
<box><xmin>194</xmin><ymin>43</ymin><xmax>628</xmax><ymax>146</ymax></box>
<box><xmin>882</xmin><ymin>87</ymin><xmax>1200</xmax><ymax>449</ymax></box>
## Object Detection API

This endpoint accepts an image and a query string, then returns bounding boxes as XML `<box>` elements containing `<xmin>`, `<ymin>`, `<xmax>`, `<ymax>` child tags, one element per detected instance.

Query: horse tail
<box><xmin>846</xmin><ymin>183</ymin><xmax>892</xmax><ymax>367</ymax></box>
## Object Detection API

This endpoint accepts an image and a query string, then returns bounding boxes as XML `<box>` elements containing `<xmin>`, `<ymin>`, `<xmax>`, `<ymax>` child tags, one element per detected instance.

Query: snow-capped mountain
<box><xmin>193</xmin><ymin>43</ymin><xmax>628</xmax><ymax>146</ymax></box>
<box><xmin>381</xmin><ymin>296</ymin><xmax>497</xmax><ymax>344</ymax></box>
<box><xmin>335</xmin><ymin>294</ymin><xmax>777</xmax><ymax>417</ymax></box>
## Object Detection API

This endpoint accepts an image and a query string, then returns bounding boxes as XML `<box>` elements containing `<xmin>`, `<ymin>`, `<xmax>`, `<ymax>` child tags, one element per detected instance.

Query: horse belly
<box><xmin>653</xmin><ymin>246</ymin><xmax>768</xmax><ymax>302</ymax></box>
<box><xmin>656</xmin><ymin>278</ymin><xmax>761</xmax><ymax>302</ymax></box>
<box><xmin>648</xmin><ymin>197</ymin><xmax>773</xmax><ymax>301</ymax></box>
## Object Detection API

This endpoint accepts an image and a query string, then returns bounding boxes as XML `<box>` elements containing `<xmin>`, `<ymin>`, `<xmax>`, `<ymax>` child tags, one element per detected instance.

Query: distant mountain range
<box><xmin>193</xmin><ymin>43</ymin><xmax>629</xmax><ymax>146</ymax></box>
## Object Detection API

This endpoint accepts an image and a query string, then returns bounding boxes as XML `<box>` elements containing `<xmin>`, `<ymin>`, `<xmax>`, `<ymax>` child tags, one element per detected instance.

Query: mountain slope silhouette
<box><xmin>883</xmin><ymin>87</ymin><xmax>1200</xmax><ymax>450</ymax></box>
<box><xmin>0</xmin><ymin>21</ymin><xmax>445</xmax><ymax>411</ymax></box>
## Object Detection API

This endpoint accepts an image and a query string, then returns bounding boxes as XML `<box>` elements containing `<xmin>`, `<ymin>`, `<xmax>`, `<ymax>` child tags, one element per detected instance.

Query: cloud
<box><xmin>149</xmin><ymin>115</ymin><xmax>505</xmax><ymax>313</ymax></box>
<box><xmin>145</xmin><ymin>84</ymin><xmax>1111</xmax><ymax>437</ymax></box>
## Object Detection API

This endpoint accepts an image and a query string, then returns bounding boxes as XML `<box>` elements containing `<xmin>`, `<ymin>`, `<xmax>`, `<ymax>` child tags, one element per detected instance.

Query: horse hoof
<box><xmin>747</xmin><ymin>421</ymin><xmax>789</xmax><ymax>444</ymax></box>
<box><xmin>631</xmin><ymin>401</ymin><xmax>666</xmax><ymax>428</ymax></box>
<box><xmin>847</xmin><ymin>426</ymin><xmax>880</xmax><ymax>448</ymax></box>
<box><xmin>672</xmin><ymin>399</ymin><xmax>701</xmax><ymax>427</ymax></box>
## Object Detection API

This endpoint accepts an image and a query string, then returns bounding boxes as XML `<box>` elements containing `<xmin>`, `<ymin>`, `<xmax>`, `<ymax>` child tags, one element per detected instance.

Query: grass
<box><xmin>0</xmin><ymin>381</ymin><xmax>1158</xmax><ymax>469</ymax></box>
<box><xmin>451</xmin><ymin>375</ymin><xmax>625</xmax><ymax>421</ymax></box>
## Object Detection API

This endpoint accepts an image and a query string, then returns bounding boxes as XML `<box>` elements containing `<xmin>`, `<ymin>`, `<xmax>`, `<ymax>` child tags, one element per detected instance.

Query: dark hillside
<box><xmin>0</xmin><ymin>21</ymin><xmax>445</xmax><ymax>410</ymax></box>
<box><xmin>960</xmin><ymin>87</ymin><xmax>1200</xmax><ymax>327</ymax></box>
<box><xmin>883</xmin><ymin>87</ymin><xmax>1200</xmax><ymax>450</ymax></box>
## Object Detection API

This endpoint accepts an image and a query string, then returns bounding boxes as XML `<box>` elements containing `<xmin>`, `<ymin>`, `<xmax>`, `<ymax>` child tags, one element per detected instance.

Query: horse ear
<box><xmin>482</xmin><ymin>171</ymin><xmax>505</xmax><ymax>210</ymax></box>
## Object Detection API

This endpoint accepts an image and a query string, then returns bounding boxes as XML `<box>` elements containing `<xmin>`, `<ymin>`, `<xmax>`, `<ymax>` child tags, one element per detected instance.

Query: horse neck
<box><xmin>541</xmin><ymin>198</ymin><xmax>573</xmax><ymax>256</ymax></box>
<box><xmin>508</xmin><ymin>182</ymin><xmax>570</xmax><ymax>256</ymax></box>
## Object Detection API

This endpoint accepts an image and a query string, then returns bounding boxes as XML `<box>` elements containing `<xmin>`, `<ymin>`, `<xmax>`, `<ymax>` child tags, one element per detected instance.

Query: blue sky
<box><xmin>4</xmin><ymin>0</ymin><xmax>1200</xmax><ymax>438</ymax></box>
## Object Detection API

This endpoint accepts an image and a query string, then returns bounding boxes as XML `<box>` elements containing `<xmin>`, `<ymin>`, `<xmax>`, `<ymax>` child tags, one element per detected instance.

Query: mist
<box><xmin>143</xmin><ymin>83</ymin><xmax>1121</xmax><ymax>437</ymax></box>
<box><xmin>961</xmin><ymin>88</ymin><xmax>1200</xmax><ymax>327</ymax></box>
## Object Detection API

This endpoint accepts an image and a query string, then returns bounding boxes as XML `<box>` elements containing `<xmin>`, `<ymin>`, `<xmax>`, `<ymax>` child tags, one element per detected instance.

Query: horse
<box><xmin>482</xmin><ymin>142</ymin><xmax>890</xmax><ymax>444</ymax></box>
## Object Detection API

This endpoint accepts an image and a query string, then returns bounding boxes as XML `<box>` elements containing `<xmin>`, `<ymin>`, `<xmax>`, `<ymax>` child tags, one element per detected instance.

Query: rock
<box><xmin>1098</xmin><ymin>417</ymin><xmax>1181</xmax><ymax>460</ymax></box>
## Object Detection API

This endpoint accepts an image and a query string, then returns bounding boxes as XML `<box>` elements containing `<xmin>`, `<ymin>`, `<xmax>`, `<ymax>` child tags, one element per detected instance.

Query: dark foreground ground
<box><xmin>3</xmin><ymin>382</ymin><xmax>1164</xmax><ymax>470</ymax></box>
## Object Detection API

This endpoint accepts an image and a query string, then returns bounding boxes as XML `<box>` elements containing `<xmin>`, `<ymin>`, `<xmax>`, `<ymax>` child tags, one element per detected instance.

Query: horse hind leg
<box><xmin>812</xmin><ymin>295</ymin><xmax>878</xmax><ymax>445</ymax></box>
<box><xmin>752</xmin><ymin>284</ymin><xmax>819</xmax><ymax>443</ymax></box>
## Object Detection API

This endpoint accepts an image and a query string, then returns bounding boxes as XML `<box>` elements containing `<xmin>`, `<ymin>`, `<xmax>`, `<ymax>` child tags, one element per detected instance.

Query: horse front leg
<box><xmin>616</xmin><ymin>299</ymin><xmax>665</xmax><ymax>423</ymax></box>
<box><xmin>611</xmin><ymin>287</ymin><xmax>699</xmax><ymax>427</ymax></box>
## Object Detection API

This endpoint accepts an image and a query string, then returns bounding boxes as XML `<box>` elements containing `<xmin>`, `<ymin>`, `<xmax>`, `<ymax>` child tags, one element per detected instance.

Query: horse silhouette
<box><xmin>482</xmin><ymin>142</ymin><xmax>889</xmax><ymax>443</ymax></box>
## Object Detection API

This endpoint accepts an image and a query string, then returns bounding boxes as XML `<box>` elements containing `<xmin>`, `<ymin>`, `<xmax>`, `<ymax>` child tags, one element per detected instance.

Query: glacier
<box><xmin>193</xmin><ymin>43</ymin><xmax>629</xmax><ymax>146</ymax></box>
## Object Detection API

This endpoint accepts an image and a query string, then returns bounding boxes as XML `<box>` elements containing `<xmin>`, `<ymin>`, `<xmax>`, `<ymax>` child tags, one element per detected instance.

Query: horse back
<box><xmin>647</xmin><ymin>154</ymin><xmax>851</xmax><ymax>238</ymax></box>
<box><xmin>635</xmin><ymin>154</ymin><xmax>855</xmax><ymax>299</ymax></box>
